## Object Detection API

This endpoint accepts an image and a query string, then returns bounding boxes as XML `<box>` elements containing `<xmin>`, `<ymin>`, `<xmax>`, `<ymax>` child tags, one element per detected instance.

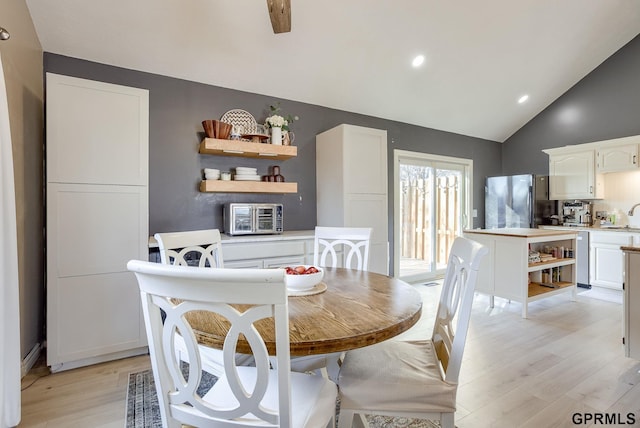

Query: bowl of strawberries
<box><xmin>284</xmin><ymin>265</ymin><xmax>324</xmax><ymax>291</ymax></box>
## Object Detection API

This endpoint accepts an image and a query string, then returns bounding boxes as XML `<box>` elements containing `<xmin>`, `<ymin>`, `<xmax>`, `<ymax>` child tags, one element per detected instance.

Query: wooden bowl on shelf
<box><xmin>202</xmin><ymin>120</ymin><xmax>215</xmax><ymax>138</ymax></box>
<box><xmin>214</xmin><ymin>121</ymin><xmax>233</xmax><ymax>140</ymax></box>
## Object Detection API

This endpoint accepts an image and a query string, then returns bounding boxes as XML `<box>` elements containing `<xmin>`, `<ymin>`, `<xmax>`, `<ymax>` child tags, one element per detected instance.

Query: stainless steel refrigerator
<box><xmin>485</xmin><ymin>174</ymin><xmax>557</xmax><ymax>229</ymax></box>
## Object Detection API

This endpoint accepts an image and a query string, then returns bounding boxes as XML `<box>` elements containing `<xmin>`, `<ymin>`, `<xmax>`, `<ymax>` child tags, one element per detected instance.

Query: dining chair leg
<box><xmin>326</xmin><ymin>414</ymin><xmax>336</xmax><ymax>428</ymax></box>
<box><xmin>337</xmin><ymin>409</ymin><xmax>355</xmax><ymax>428</ymax></box>
<box><xmin>441</xmin><ymin>413</ymin><xmax>455</xmax><ymax>428</ymax></box>
<box><xmin>357</xmin><ymin>414</ymin><xmax>369</xmax><ymax>427</ymax></box>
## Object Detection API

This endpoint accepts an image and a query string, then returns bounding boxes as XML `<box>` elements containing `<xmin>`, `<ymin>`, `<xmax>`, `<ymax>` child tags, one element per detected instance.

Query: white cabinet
<box><xmin>464</xmin><ymin>229</ymin><xmax>577</xmax><ymax>318</ymax></box>
<box><xmin>590</xmin><ymin>232</ymin><xmax>633</xmax><ymax>290</ymax></box>
<box><xmin>597</xmin><ymin>144</ymin><xmax>638</xmax><ymax>173</ymax></box>
<box><xmin>220</xmin><ymin>234</ymin><xmax>314</xmax><ymax>269</ymax></box>
<box><xmin>623</xmin><ymin>249</ymin><xmax>640</xmax><ymax>359</ymax></box>
<box><xmin>594</xmin><ymin>135</ymin><xmax>640</xmax><ymax>173</ymax></box>
<box><xmin>46</xmin><ymin>74</ymin><xmax>149</xmax><ymax>372</ymax></box>
<box><xmin>544</xmin><ymin>135</ymin><xmax>640</xmax><ymax>187</ymax></box>
<box><xmin>545</xmin><ymin>148</ymin><xmax>604</xmax><ymax>200</ymax></box>
<box><xmin>316</xmin><ymin>124</ymin><xmax>389</xmax><ymax>275</ymax></box>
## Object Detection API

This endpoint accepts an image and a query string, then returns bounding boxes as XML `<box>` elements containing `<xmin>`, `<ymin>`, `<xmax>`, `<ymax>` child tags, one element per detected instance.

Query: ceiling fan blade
<box><xmin>266</xmin><ymin>0</ymin><xmax>291</xmax><ymax>33</ymax></box>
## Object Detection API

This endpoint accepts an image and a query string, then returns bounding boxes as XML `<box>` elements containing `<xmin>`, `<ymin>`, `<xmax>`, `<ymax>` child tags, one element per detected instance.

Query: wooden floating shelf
<box><xmin>199</xmin><ymin>138</ymin><xmax>297</xmax><ymax>160</ymax></box>
<box><xmin>200</xmin><ymin>180</ymin><xmax>298</xmax><ymax>194</ymax></box>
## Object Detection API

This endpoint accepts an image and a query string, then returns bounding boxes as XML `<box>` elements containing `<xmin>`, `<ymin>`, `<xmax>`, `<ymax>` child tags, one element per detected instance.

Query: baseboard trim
<box><xmin>21</xmin><ymin>343</ymin><xmax>42</xmax><ymax>378</ymax></box>
<box><xmin>49</xmin><ymin>346</ymin><xmax>149</xmax><ymax>373</ymax></box>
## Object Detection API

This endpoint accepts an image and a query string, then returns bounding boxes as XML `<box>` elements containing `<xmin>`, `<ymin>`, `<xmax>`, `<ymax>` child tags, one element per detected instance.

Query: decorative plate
<box><xmin>221</xmin><ymin>109</ymin><xmax>258</xmax><ymax>135</ymax></box>
<box><xmin>287</xmin><ymin>282</ymin><xmax>328</xmax><ymax>297</ymax></box>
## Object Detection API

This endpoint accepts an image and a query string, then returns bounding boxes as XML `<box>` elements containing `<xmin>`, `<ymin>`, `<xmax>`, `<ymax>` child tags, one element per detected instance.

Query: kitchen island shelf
<box><xmin>528</xmin><ymin>281</ymin><xmax>574</xmax><ymax>298</ymax></box>
<box><xmin>199</xmin><ymin>138</ymin><xmax>297</xmax><ymax>160</ymax></box>
<box><xmin>199</xmin><ymin>180</ymin><xmax>297</xmax><ymax>193</ymax></box>
<box><xmin>464</xmin><ymin>228</ymin><xmax>578</xmax><ymax>318</ymax></box>
<box><xmin>527</xmin><ymin>258</ymin><xmax>575</xmax><ymax>271</ymax></box>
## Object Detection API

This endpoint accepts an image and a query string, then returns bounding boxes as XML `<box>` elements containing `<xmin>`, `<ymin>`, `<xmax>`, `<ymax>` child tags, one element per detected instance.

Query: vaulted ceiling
<box><xmin>25</xmin><ymin>0</ymin><xmax>640</xmax><ymax>142</ymax></box>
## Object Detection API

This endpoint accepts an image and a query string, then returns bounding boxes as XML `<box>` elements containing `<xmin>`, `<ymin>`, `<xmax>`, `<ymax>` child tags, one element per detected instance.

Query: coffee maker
<box><xmin>562</xmin><ymin>201</ymin><xmax>592</xmax><ymax>226</ymax></box>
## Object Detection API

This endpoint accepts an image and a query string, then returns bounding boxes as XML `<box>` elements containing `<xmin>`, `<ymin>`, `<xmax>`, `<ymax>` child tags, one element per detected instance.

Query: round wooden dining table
<box><xmin>187</xmin><ymin>267</ymin><xmax>423</xmax><ymax>356</ymax></box>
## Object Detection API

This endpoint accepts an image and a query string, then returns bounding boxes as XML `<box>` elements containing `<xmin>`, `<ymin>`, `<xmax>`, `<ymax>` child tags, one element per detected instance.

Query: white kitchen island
<box><xmin>464</xmin><ymin>228</ymin><xmax>578</xmax><ymax>318</ymax></box>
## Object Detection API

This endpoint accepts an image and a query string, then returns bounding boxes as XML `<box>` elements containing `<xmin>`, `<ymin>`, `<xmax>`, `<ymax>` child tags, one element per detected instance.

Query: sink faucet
<box><xmin>628</xmin><ymin>203</ymin><xmax>640</xmax><ymax>216</ymax></box>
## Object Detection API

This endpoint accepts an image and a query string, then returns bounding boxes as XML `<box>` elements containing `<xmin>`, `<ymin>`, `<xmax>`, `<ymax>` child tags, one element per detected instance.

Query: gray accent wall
<box><xmin>502</xmin><ymin>34</ymin><xmax>640</xmax><ymax>174</ymax></box>
<box><xmin>44</xmin><ymin>53</ymin><xmax>502</xmax><ymax>262</ymax></box>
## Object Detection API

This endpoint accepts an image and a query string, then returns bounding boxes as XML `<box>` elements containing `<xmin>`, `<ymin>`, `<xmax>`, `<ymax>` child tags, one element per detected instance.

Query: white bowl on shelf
<box><xmin>235</xmin><ymin>167</ymin><xmax>258</xmax><ymax>175</ymax></box>
<box><xmin>284</xmin><ymin>265</ymin><xmax>324</xmax><ymax>291</ymax></box>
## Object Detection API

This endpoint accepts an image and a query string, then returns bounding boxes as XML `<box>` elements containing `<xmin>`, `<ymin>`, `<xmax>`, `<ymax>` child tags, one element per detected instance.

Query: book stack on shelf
<box><xmin>539</xmin><ymin>252</ymin><xmax>556</xmax><ymax>262</ymax></box>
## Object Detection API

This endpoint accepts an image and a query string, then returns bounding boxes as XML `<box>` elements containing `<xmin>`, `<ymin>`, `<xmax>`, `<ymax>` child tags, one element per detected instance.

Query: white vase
<box><xmin>271</xmin><ymin>127</ymin><xmax>282</xmax><ymax>145</ymax></box>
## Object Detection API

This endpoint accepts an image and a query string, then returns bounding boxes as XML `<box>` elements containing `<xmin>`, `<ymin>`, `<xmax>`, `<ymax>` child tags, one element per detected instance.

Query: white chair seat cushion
<box><xmin>199</xmin><ymin>366</ymin><xmax>337</xmax><ymax>427</ymax></box>
<box><xmin>338</xmin><ymin>339</ymin><xmax>457</xmax><ymax>413</ymax></box>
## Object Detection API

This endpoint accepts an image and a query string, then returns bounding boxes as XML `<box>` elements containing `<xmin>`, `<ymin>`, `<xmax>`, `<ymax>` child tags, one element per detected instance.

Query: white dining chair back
<box><xmin>337</xmin><ymin>236</ymin><xmax>488</xmax><ymax>428</ymax></box>
<box><xmin>155</xmin><ymin>229</ymin><xmax>224</xmax><ymax>268</ymax></box>
<box><xmin>128</xmin><ymin>260</ymin><xmax>338</xmax><ymax>428</ymax></box>
<box><xmin>154</xmin><ymin>228</ymin><xmax>235</xmax><ymax>376</ymax></box>
<box><xmin>313</xmin><ymin>226</ymin><xmax>372</xmax><ymax>271</ymax></box>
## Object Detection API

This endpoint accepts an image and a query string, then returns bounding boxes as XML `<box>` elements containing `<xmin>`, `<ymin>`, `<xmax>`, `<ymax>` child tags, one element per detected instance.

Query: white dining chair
<box><xmin>154</xmin><ymin>229</ymin><xmax>224</xmax><ymax>268</ymax></box>
<box><xmin>286</xmin><ymin>226</ymin><xmax>373</xmax><ymax>379</ymax></box>
<box><xmin>128</xmin><ymin>260</ymin><xmax>338</xmax><ymax>428</ymax></box>
<box><xmin>337</xmin><ymin>236</ymin><xmax>488</xmax><ymax>428</ymax></box>
<box><xmin>314</xmin><ymin>226</ymin><xmax>372</xmax><ymax>271</ymax></box>
<box><xmin>154</xmin><ymin>229</ymin><xmax>250</xmax><ymax>377</ymax></box>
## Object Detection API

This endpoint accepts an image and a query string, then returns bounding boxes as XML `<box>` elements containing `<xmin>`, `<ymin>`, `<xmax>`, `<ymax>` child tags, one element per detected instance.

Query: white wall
<box><xmin>0</xmin><ymin>0</ymin><xmax>45</xmax><ymax>361</ymax></box>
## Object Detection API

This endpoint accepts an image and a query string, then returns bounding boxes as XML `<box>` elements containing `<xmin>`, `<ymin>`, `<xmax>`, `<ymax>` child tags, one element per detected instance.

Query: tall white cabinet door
<box><xmin>345</xmin><ymin>194</ymin><xmax>389</xmax><ymax>274</ymax></box>
<box><xmin>342</xmin><ymin>127</ymin><xmax>387</xmax><ymax>194</ymax></box>
<box><xmin>46</xmin><ymin>73</ymin><xmax>149</xmax><ymax>371</ymax></box>
<box><xmin>316</xmin><ymin>124</ymin><xmax>389</xmax><ymax>275</ymax></box>
<box><xmin>46</xmin><ymin>74</ymin><xmax>148</xmax><ymax>185</ymax></box>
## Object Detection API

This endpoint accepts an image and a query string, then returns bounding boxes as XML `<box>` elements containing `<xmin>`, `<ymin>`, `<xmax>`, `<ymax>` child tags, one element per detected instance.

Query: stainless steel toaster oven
<box><xmin>223</xmin><ymin>203</ymin><xmax>283</xmax><ymax>235</ymax></box>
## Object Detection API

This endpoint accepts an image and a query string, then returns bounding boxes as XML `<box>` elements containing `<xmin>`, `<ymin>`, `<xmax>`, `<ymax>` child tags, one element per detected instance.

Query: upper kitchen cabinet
<box><xmin>595</xmin><ymin>135</ymin><xmax>640</xmax><ymax>173</ymax></box>
<box><xmin>316</xmin><ymin>124</ymin><xmax>389</xmax><ymax>275</ymax></box>
<box><xmin>543</xmin><ymin>147</ymin><xmax>605</xmax><ymax>200</ymax></box>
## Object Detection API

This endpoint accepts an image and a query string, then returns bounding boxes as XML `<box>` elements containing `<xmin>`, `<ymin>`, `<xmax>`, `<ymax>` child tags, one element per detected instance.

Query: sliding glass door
<box><xmin>394</xmin><ymin>150</ymin><xmax>472</xmax><ymax>282</ymax></box>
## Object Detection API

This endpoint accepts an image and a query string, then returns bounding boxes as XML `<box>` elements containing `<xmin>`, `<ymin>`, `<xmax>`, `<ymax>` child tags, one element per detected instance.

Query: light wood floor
<box><xmin>20</xmin><ymin>286</ymin><xmax>640</xmax><ymax>427</ymax></box>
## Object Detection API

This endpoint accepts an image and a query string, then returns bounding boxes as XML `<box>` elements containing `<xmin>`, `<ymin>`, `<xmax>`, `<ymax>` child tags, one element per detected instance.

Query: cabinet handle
<box><xmin>634</xmin><ymin>155</ymin><xmax>637</xmax><ymax>165</ymax></box>
<box><xmin>590</xmin><ymin>185</ymin><xmax>593</xmax><ymax>194</ymax></box>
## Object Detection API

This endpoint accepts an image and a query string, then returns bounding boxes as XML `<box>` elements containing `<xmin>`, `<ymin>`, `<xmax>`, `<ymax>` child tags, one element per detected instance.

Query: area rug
<box><xmin>126</xmin><ymin>369</ymin><xmax>440</xmax><ymax>427</ymax></box>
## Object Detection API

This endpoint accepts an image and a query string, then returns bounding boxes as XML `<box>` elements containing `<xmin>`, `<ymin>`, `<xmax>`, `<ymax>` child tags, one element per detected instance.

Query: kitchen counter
<box><xmin>148</xmin><ymin>230</ymin><xmax>317</xmax><ymax>267</ymax></box>
<box><xmin>540</xmin><ymin>225</ymin><xmax>640</xmax><ymax>233</ymax></box>
<box><xmin>464</xmin><ymin>227</ymin><xmax>578</xmax><ymax>238</ymax></box>
<box><xmin>148</xmin><ymin>229</ymin><xmax>315</xmax><ymax>248</ymax></box>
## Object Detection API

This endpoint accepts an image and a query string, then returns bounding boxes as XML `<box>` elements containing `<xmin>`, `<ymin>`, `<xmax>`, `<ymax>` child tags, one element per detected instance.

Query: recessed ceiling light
<box><xmin>518</xmin><ymin>95</ymin><xmax>529</xmax><ymax>104</ymax></box>
<box><xmin>412</xmin><ymin>55</ymin><xmax>425</xmax><ymax>68</ymax></box>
